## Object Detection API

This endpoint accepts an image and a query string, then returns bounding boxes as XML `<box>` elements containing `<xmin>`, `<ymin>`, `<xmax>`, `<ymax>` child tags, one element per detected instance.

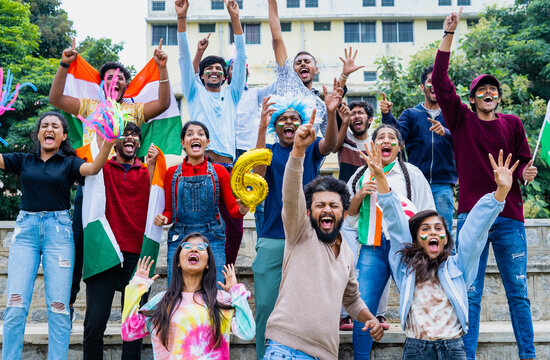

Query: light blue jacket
<box><xmin>378</xmin><ymin>190</ymin><xmax>504</xmax><ymax>333</ymax></box>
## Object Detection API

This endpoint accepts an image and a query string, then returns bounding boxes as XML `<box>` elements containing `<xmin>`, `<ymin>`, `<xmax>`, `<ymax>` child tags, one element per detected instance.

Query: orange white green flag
<box><xmin>63</xmin><ymin>55</ymin><xmax>181</xmax><ymax>156</ymax></box>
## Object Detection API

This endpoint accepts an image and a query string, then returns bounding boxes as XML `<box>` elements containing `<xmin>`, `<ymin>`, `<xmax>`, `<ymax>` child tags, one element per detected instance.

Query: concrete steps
<box><xmin>1</xmin><ymin>219</ymin><xmax>550</xmax><ymax>358</ymax></box>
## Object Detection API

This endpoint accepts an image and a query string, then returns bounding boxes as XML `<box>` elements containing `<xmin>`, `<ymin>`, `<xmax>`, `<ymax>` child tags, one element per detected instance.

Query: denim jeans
<box><xmin>167</xmin><ymin>221</ymin><xmax>226</xmax><ymax>285</ymax></box>
<box><xmin>457</xmin><ymin>214</ymin><xmax>535</xmax><ymax>360</ymax></box>
<box><xmin>353</xmin><ymin>236</ymin><xmax>393</xmax><ymax>359</ymax></box>
<box><xmin>402</xmin><ymin>337</ymin><xmax>467</xmax><ymax>360</ymax></box>
<box><xmin>3</xmin><ymin>210</ymin><xmax>74</xmax><ymax>360</ymax></box>
<box><xmin>263</xmin><ymin>340</ymin><xmax>319</xmax><ymax>359</ymax></box>
<box><xmin>430</xmin><ymin>184</ymin><xmax>454</xmax><ymax>231</ymax></box>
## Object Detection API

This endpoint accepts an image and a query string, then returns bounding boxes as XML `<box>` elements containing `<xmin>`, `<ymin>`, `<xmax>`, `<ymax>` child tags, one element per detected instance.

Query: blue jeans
<box><xmin>3</xmin><ymin>210</ymin><xmax>74</xmax><ymax>360</ymax></box>
<box><xmin>353</xmin><ymin>236</ymin><xmax>393</xmax><ymax>359</ymax></box>
<box><xmin>430</xmin><ymin>184</ymin><xmax>454</xmax><ymax>231</ymax></box>
<box><xmin>402</xmin><ymin>337</ymin><xmax>467</xmax><ymax>359</ymax></box>
<box><xmin>457</xmin><ymin>214</ymin><xmax>535</xmax><ymax>360</ymax></box>
<box><xmin>166</xmin><ymin>221</ymin><xmax>226</xmax><ymax>285</ymax></box>
<box><xmin>263</xmin><ymin>340</ymin><xmax>319</xmax><ymax>359</ymax></box>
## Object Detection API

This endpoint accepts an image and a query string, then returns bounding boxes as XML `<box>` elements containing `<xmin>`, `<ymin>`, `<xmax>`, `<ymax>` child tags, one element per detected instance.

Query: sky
<box><xmin>60</xmin><ymin>0</ymin><xmax>148</xmax><ymax>69</ymax></box>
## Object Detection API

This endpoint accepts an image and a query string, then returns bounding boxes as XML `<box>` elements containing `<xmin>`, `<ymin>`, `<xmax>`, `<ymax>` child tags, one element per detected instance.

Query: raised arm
<box><xmin>192</xmin><ymin>33</ymin><xmax>210</xmax><ymax>74</ymax></box>
<box><xmin>227</xmin><ymin>0</ymin><xmax>247</xmax><ymax>103</ymax></box>
<box><xmin>457</xmin><ymin>150</ymin><xmax>513</xmax><ymax>286</ymax></box>
<box><xmin>79</xmin><ymin>140</ymin><xmax>115</xmax><ymax>176</ymax></box>
<box><xmin>282</xmin><ymin>109</ymin><xmax>317</xmax><ymax>245</ymax></box>
<box><xmin>143</xmin><ymin>39</ymin><xmax>171</xmax><ymax>121</ymax></box>
<box><xmin>253</xmin><ymin>96</ymin><xmax>275</xmax><ymax>177</ymax></box>
<box><xmin>145</xmin><ymin>144</ymin><xmax>159</xmax><ymax>184</ymax></box>
<box><xmin>333</xmin><ymin>103</ymin><xmax>351</xmax><ymax>153</ymax></box>
<box><xmin>49</xmin><ymin>38</ymin><xmax>80</xmax><ymax>115</ymax></box>
<box><xmin>176</xmin><ymin>0</ymin><xmax>197</xmax><ymax>100</ymax></box>
<box><xmin>318</xmin><ymin>78</ymin><xmax>343</xmax><ymax>155</ymax></box>
<box><xmin>268</xmin><ymin>0</ymin><xmax>287</xmax><ymax>66</ymax></box>
<box><xmin>439</xmin><ymin>7</ymin><xmax>462</xmax><ymax>52</ymax></box>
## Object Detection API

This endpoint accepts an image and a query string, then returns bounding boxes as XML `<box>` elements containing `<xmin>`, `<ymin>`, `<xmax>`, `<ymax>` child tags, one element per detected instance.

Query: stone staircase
<box><xmin>1</xmin><ymin>218</ymin><xmax>550</xmax><ymax>359</ymax></box>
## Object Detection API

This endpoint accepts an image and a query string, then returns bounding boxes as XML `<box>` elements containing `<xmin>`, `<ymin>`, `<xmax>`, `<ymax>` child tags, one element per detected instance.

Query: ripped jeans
<box><xmin>457</xmin><ymin>214</ymin><xmax>535</xmax><ymax>360</ymax></box>
<box><xmin>3</xmin><ymin>210</ymin><xmax>74</xmax><ymax>360</ymax></box>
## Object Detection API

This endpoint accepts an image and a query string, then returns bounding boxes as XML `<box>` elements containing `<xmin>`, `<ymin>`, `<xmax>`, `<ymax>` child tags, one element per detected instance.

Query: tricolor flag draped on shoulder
<box><xmin>79</xmin><ymin>142</ymin><xmax>167</xmax><ymax>279</ymax></box>
<box><xmin>63</xmin><ymin>54</ymin><xmax>182</xmax><ymax>156</ymax></box>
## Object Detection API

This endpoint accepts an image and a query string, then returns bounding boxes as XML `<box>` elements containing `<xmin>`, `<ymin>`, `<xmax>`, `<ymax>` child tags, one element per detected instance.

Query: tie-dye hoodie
<box><xmin>121</xmin><ymin>274</ymin><xmax>255</xmax><ymax>359</ymax></box>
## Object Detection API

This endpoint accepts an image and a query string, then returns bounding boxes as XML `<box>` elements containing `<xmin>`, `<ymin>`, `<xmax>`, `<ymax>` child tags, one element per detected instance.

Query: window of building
<box><xmin>457</xmin><ymin>0</ymin><xmax>471</xmax><ymax>5</ymax></box>
<box><xmin>344</xmin><ymin>22</ymin><xmax>376</xmax><ymax>43</ymax></box>
<box><xmin>426</xmin><ymin>20</ymin><xmax>444</xmax><ymax>30</ymax></box>
<box><xmin>314</xmin><ymin>21</ymin><xmax>331</xmax><ymax>31</ymax></box>
<box><xmin>382</xmin><ymin>21</ymin><xmax>413</xmax><ymax>43</ymax></box>
<box><xmin>363</xmin><ymin>0</ymin><xmax>376</xmax><ymax>6</ymax></box>
<box><xmin>211</xmin><ymin>0</ymin><xmax>224</xmax><ymax>9</ymax></box>
<box><xmin>281</xmin><ymin>22</ymin><xmax>292</xmax><ymax>32</ymax></box>
<box><xmin>347</xmin><ymin>95</ymin><xmax>377</xmax><ymax>109</ymax></box>
<box><xmin>363</xmin><ymin>71</ymin><xmax>377</xmax><ymax>82</ymax></box>
<box><xmin>199</xmin><ymin>23</ymin><xmax>216</xmax><ymax>33</ymax></box>
<box><xmin>152</xmin><ymin>25</ymin><xmax>177</xmax><ymax>45</ymax></box>
<box><xmin>230</xmin><ymin>23</ymin><xmax>261</xmax><ymax>44</ymax></box>
<box><xmin>305</xmin><ymin>0</ymin><xmax>318</xmax><ymax>7</ymax></box>
<box><xmin>212</xmin><ymin>0</ymin><xmax>242</xmax><ymax>9</ymax></box>
<box><xmin>313</xmin><ymin>73</ymin><xmax>319</xmax><ymax>82</ymax></box>
<box><xmin>381</xmin><ymin>0</ymin><xmax>394</xmax><ymax>6</ymax></box>
<box><xmin>287</xmin><ymin>0</ymin><xmax>299</xmax><ymax>8</ymax></box>
<box><xmin>438</xmin><ymin>0</ymin><xmax>451</xmax><ymax>5</ymax></box>
<box><xmin>152</xmin><ymin>1</ymin><xmax>165</xmax><ymax>11</ymax></box>
<box><xmin>467</xmin><ymin>19</ymin><xmax>478</xmax><ymax>27</ymax></box>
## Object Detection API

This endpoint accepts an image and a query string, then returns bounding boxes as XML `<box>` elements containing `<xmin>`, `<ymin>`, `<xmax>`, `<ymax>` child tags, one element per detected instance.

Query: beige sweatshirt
<box><xmin>264</xmin><ymin>155</ymin><xmax>367</xmax><ymax>360</ymax></box>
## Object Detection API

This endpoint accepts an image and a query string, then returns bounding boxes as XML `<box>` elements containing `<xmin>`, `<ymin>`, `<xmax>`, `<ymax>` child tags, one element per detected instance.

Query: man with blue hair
<box><xmin>251</xmin><ymin>80</ymin><xmax>342</xmax><ymax>359</ymax></box>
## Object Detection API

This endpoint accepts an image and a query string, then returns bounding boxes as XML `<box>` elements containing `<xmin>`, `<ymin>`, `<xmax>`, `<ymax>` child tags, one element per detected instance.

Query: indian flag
<box><xmin>79</xmin><ymin>142</ymin><xmax>167</xmax><ymax>279</ymax></box>
<box><xmin>138</xmin><ymin>148</ymin><xmax>167</xmax><ymax>277</ymax></box>
<box><xmin>540</xmin><ymin>100</ymin><xmax>550</xmax><ymax>167</ymax></box>
<box><xmin>358</xmin><ymin>190</ymin><xmax>383</xmax><ymax>246</ymax></box>
<box><xmin>63</xmin><ymin>55</ymin><xmax>182</xmax><ymax>156</ymax></box>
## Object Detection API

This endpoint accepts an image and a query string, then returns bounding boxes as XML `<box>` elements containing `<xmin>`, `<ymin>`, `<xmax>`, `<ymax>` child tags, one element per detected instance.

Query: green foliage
<box><xmin>76</xmin><ymin>36</ymin><xmax>125</xmax><ymax>70</ymax></box>
<box><xmin>0</xmin><ymin>0</ymin><xmax>39</xmax><ymax>64</ymax></box>
<box><xmin>375</xmin><ymin>0</ymin><xmax>550</xmax><ymax>218</ymax></box>
<box><xmin>24</xmin><ymin>0</ymin><xmax>75</xmax><ymax>58</ymax></box>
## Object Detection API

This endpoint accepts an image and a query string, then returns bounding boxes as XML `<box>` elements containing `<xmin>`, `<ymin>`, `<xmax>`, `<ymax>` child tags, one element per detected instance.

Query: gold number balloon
<box><xmin>230</xmin><ymin>148</ymin><xmax>273</xmax><ymax>213</ymax></box>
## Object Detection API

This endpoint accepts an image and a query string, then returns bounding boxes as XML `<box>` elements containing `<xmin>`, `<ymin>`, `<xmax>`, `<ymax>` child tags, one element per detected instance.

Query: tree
<box><xmin>24</xmin><ymin>0</ymin><xmax>75</xmax><ymax>58</ymax></box>
<box><xmin>0</xmin><ymin>0</ymin><xmax>39</xmax><ymax>64</ymax></box>
<box><xmin>76</xmin><ymin>36</ymin><xmax>125</xmax><ymax>70</ymax></box>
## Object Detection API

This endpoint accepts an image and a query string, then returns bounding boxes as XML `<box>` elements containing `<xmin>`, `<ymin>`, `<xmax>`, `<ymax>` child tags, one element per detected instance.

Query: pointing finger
<box><xmin>458</xmin><ymin>6</ymin><xmax>463</xmax><ymax>19</ymax></box>
<box><xmin>71</xmin><ymin>37</ymin><xmax>76</xmax><ymax>50</ymax></box>
<box><xmin>427</xmin><ymin>118</ymin><xmax>436</xmax><ymax>124</ymax></box>
<box><xmin>158</xmin><ymin>38</ymin><xmax>163</xmax><ymax>50</ymax></box>
<box><xmin>309</xmin><ymin>108</ymin><xmax>317</xmax><ymax>125</ymax></box>
<box><xmin>382</xmin><ymin>92</ymin><xmax>387</xmax><ymax>102</ymax></box>
<box><xmin>206</xmin><ymin>32</ymin><xmax>211</xmax><ymax>40</ymax></box>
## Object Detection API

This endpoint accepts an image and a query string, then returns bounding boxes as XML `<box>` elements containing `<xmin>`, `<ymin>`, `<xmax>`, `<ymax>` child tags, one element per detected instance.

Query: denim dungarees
<box><xmin>166</xmin><ymin>162</ymin><xmax>226</xmax><ymax>284</ymax></box>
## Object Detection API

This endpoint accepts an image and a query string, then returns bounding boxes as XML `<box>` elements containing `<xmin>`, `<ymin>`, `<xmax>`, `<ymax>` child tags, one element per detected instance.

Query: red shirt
<box><xmin>162</xmin><ymin>158</ymin><xmax>243</xmax><ymax>223</ymax></box>
<box><xmin>104</xmin><ymin>158</ymin><xmax>150</xmax><ymax>254</ymax></box>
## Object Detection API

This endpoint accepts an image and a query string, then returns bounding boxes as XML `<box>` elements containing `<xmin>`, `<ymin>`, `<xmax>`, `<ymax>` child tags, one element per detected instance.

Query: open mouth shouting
<box><xmin>427</xmin><ymin>238</ymin><xmax>440</xmax><ymax>254</ymax></box>
<box><xmin>123</xmin><ymin>139</ymin><xmax>135</xmax><ymax>153</ymax></box>
<box><xmin>281</xmin><ymin>124</ymin><xmax>296</xmax><ymax>140</ymax></box>
<box><xmin>319</xmin><ymin>214</ymin><xmax>335</xmax><ymax>231</ymax></box>
<box><xmin>187</xmin><ymin>252</ymin><xmax>200</xmax><ymax>265</ymax></box>
<box><xmin>190</xmin><ymin>140</ymin><xmax>202</xmax><ymax>153</ymax></box>
<box><xmin>44</xmin><ymin>133</ymin><xmax>56</xmax><ymax>145</ymax></box>
<box><xmin>380</xmin><ymin>143</ymin><xmax>393</xmax><ymax>159</ymax></box>
<box><xmin>299</xmin><ymin>67</ymin><xmax>310</xmax><ymax>80</ymax></box>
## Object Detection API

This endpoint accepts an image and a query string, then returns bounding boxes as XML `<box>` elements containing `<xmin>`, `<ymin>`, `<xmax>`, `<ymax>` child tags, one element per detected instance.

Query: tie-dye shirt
<box><xmin>121</xmin><ymin>274</ymin><xmax>255</xmax><ymax>359</ymax></box>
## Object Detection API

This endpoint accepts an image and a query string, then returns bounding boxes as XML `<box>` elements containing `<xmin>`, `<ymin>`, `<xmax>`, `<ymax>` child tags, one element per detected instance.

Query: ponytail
<box><xmin>351</xmin><ymin>164</ymin><xmax>369</xmax><ymax>195</ymax></box>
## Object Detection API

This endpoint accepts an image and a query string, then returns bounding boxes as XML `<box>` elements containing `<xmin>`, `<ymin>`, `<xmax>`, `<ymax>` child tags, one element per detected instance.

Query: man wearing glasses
<box><xmin>82</xmin><ymin>123</ymin><xmax>159</xmax><ymax>360</ymax></box>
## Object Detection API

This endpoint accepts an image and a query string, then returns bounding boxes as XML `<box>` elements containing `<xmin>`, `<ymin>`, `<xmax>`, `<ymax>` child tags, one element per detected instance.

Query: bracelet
<box><xmin>60</xmin><ymin>61</ymin><xmax>70</xmax><ymax>69</ymax></box>
<box><xmin>340</xmin><ymin>73</ymin><xmax>348</xmax><ymax>79</ymax></box>
<box><xmin>159</xmin><ymin>79</ymin><xmax>169</xmax><ymax>83</ymax></box>
<box><xmin>443</xmin><ymin>31</ymin><xmax>455</xmax><ymax>38</ymax></box>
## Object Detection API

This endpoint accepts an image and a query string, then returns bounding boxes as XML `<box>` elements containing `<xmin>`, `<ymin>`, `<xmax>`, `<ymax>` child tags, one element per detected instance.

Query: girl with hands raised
<box><xmin>369</xmin><ymin>149</ymin><xmax>514</xmax><ymax>359</ymax></box>
<box><xmin>121</xmin><ymin>234</ymin><xmax>254</xmax><ymax>360</ymax></box>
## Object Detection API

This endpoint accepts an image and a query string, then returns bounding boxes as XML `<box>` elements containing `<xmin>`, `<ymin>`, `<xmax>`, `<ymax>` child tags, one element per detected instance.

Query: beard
<box><xmin>309</xmin><ymin>213</ymin><xmax>343</xmax><ymax>244</ymax></box>
<box><xmin>350</xmin><ymin>125</ymin><xmax>367</xmax><ymax>137</ymax></box>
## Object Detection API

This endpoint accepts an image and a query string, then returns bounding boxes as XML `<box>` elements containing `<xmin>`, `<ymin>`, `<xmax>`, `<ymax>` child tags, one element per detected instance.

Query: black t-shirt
<box><xmin>2</xmin><ymin>151</ymin><xmax>85</xmax><ymax>211</ymax></box>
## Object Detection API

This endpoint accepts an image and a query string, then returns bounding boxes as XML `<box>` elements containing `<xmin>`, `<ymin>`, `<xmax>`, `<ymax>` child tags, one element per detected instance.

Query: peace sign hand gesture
<box><xmin>62</xmin><ymin>37</ymin><xmax>78</xmax><ymax>65</ymax></box>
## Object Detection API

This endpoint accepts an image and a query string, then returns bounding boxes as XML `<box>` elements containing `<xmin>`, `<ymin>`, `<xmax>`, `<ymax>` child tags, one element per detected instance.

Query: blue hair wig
<box><xmin>268</xmin><ymin>95</ymin><xmax>315</xmax><ymax>134</ymax></box>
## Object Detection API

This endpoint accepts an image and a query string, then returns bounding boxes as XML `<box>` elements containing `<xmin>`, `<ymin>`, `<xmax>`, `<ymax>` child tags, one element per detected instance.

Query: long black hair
<box><xmin>143</xmin><ymin>232</ymin><xmax>230</xmax><ymax>350</ymax></box>
<box><xmin>33</xmin><ymin>111</ymin><xmax>76</xmax><ymax>157</ymax></box>
<box><xmin>351</xmin><ymin>124</ymin><xmax>411</xmax><ymax>200</ymax></box>
<box><xmin>398</xmin><ymin>210</ymin><xmax>454</xmax><ymax>283</ymax></box>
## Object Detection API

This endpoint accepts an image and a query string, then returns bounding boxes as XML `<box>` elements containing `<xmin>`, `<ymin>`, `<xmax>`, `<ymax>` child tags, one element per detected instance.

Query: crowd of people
<box><xmin>0</xmin><ymin>1</ymin><xmax>540</xmax><ymax>360</ymax></box>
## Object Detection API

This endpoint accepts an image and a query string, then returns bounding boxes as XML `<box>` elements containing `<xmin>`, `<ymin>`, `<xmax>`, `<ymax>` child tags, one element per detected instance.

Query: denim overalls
<box><xmin>166</xmin><ymin>162</ymin><xmax>226</xmax><ymax>285</ymax></box>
